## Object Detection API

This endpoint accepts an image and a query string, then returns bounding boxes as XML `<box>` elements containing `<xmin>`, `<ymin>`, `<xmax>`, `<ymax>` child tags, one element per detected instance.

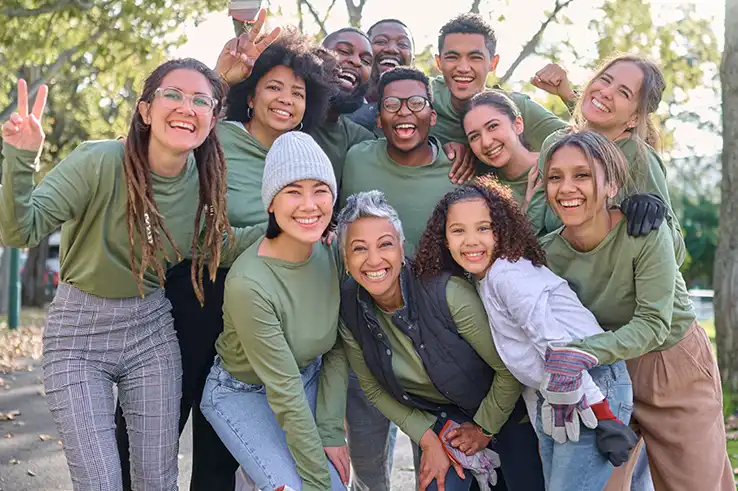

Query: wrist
<box><xmin>591</xmin><ymin>400</ymin><xmax>620</xmax><ymax>422</ymax></box>
<box><xmin>419</xmin><ymin>428</ymin><xmax>441</xmax><ymax>450</ymax></box>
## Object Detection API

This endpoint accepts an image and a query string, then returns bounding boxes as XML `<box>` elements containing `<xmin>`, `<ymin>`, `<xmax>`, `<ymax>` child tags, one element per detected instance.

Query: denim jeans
<box><xmin>200</xmin><ymin>356</ymin><xmax>346</xmax><ymax>491</ymax></box>
<box><xmin>346</xmin><ymin>371</ymin><xmax>397</xmax><ymax>491</ymax></box>
<box><xmin>535</xmin><ymin>361</ymin><xmax>633</xmax><ymax>491</ymax></box>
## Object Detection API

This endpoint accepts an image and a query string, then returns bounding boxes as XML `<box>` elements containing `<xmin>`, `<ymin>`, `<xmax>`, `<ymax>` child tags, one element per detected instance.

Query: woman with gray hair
<box><xmin>336</xmin><ymin>190</ymin><xmax>545</xmax><ymax>491</ymax></box>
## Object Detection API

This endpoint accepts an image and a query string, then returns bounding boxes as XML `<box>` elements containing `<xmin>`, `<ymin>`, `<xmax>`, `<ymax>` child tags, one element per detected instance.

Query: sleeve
<box><xmin>0</xmin><ymin>142</ymin><xmax>95</xmax><ymax>247</ymax></box>
<box><xmin>510</xmin><ymin>92</ymin><xmax>569</xmax><ymax>152</ymax></box>
<box><xmin>338</xmin><ymin>318</ymin><xmax>437</xmax><ymax>444</ymax></box>
<box><xmin>569</xmin><ymin>226</ymin><xmax>677</xmax><ymax>365</ymax></box>
<box><xmin>224</xmin><ymin>277</ymin><xmax>332</xmax><ymax>490</ymax></box>
<box><xmin>445</xmin><ymin>278</ymin><xmax>523</xmax><ymax>435</ymax></box>
<box><xmin>315</xmin><ymin>334</ymin><xmax>349</xmax><ymax>447</ymax></box>
<box><xmin>217</xmin><ymin>224</ymin><xmax>267</xmax><ymax>267</ymax></box>
<box><xmin>347</xmin><ymin>118</ymin><xmax>376</xmax><ymax>146</ymax></box>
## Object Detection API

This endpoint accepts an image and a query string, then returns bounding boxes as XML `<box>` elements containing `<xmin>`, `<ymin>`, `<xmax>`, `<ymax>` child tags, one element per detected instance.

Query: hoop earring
<box><xmin>247</xmin><ymin>106</ymin><xmax>253</xmax><ymax>120</ymax></box>
<box><xmin>295</xmin><ymin>121</ymin><xmax>304</xmax><ymax>132</ymax></box>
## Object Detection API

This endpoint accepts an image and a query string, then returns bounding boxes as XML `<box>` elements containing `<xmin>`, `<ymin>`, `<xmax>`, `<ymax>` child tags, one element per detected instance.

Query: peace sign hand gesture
<box><xmin>2</xmin><ymin>79</ymin><xmax>48</xmax><ymax>152</ymax></box>
<box><xmin>215</xmin><ymin>8</ymin><xmax>282</xmax><ymax>86</ymax></box>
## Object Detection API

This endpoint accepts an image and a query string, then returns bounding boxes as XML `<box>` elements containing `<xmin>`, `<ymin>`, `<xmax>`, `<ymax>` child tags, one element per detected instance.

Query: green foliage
<box><xmin>679</xmin><ymin>195</ymin><xmax>720</xmax><ymax>288</ymax></box>
<box><xmin>0</xmin><ymin>0</ymin><xmax>223</xmax><ymax>168</ymax></box>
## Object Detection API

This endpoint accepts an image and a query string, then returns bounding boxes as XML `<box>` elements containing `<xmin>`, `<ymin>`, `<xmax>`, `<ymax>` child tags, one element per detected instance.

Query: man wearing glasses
<box><xmin>340</xmin><ymin>67</ymin><xmax>457</xmax><ymax>258</ymax></box>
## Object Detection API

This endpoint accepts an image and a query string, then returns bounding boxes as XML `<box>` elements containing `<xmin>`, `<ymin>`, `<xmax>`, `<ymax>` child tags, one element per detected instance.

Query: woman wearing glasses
<box><xmin>0</xmin><ymin>56</ymin><xmax>261</xmax><ymax>490</ymax></box>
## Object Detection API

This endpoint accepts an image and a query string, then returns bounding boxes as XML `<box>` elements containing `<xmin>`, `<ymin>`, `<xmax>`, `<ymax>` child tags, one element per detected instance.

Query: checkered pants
<box><xmin>43</xmin><ymin>283</ymin><xmax>182</xmax><ymax>491</ymax></box>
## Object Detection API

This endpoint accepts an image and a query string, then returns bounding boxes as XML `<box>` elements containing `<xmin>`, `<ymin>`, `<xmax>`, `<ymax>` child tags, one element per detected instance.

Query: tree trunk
<box><xmin>344</xmin><ymin>0</ymin><xmax>366</xmax><ymax>27</ymax></box>
<box><xmin>0</xmin><ymin>248</ymin><xmax>10</xmax><ymax>315</ymax></box>
<box><xmin>21</xmin><ymin>238</ymin><xmax>49</xmax><ymax>307</ymax></box>
<box><xmin>715</xmin><ymin>0</ymin><xmax>738</xmax><ymax>392</ymax></box>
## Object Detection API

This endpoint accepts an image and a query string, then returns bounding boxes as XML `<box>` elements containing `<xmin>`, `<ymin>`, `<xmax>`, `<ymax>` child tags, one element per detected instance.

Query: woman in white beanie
<box><xmin>200</xmin><ymin>131</ymin><xmax>349</xmax><ymax>491</ymax></box>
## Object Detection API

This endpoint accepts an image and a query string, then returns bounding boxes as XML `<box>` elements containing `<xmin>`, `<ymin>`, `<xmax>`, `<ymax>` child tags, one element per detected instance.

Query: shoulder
<box><xmin>539</xmin><ymin>228</ymin><xmax>566</xmax><ymax>250</ymax></box>
<box><xmin>616</xmin><ymin>137</ymin><xmax>663</xmax><ymax>167</ymax></box>
<box><xmin>62</xmin><ymin>140</ymin><xmax>124</xmax><ymax>175</ymax></box>
<box><xmin>225</xmin><ymin>241</ymin><xmax>266</xmax><ymax>281</ymax></box>
<box><xmin>346</xmin><ymin>138</ymin><xmax>383</xmax><ymax>159</ymax></box>
<box><xmin>342</xmin><ymin>115</ymin><xmax>375</xmax><ymax>140</ymax></box>
<box><xmin>445</xmin><ymin>275</ymin><xmax>479</xmax><ymax>304</ymax></box>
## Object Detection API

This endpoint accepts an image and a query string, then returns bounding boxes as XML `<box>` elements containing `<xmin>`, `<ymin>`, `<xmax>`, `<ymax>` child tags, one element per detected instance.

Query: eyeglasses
<box><xmin>154</xmin><ymin>87</ymin><xmax>218</xmax><ymax>114</ymax></box>
<box><xmin>380</xmin><ymin>95</ymin><xmax>431</xmax><ymax>113</ymax></box>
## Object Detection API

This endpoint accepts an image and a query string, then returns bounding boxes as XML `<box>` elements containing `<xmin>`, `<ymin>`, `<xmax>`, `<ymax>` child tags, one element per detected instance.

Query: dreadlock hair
<box><xmin>124</xmin><ymin>58</ymin><xmax>231</xmax><ymax>304</ymax></box>
<box><xmin>414</xmin><ymin>176</ymin><xmax>546</xmax><ymax>280</ymax></box>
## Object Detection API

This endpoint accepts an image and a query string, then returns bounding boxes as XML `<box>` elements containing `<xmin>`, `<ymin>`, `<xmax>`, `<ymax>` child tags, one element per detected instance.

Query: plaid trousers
<box><xmin>43</xmin><ymin>283</ymin><xmax>182</xmax><ymax>491</ymax></box>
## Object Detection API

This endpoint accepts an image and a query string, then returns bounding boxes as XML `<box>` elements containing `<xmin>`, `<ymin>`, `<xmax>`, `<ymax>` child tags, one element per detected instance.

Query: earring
<box><xmin>401</xmin><ymin>259</ymin><xmax>406</xmax><ymax>267</ymax></box>
<box><xmin>247</xmin><ymin>106</ymin><xmax>253</xmax><ymax>120</ymax></box>
<box><xmin>295</xmin><ymin>121</ymin><xmax>304</xmax><ymax>132</ymax></box>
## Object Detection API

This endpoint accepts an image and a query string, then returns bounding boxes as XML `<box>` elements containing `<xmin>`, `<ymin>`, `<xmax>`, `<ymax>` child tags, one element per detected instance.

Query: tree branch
<box><xmin>345</xmin><ymin>0</ymin><xmax>368</xmax><ymax>27</ymax></box>
<box><xmin>498</xmin><ymin>0</ymin><xmax>574</xmax><ymax>85</ymax></box>
<box><xmin>469</xmin><ymin>0</ymin><xmax>482</xmax><ymax>13</ymax></box>
<box><xmin>300</xmin><ymin>0</ymin><xmax>328</xmax><ymax>37</ymax></box>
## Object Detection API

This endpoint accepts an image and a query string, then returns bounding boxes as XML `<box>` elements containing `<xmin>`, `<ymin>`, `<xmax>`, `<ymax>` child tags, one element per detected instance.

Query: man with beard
<box><xmin>347</xmin><ymin>19</ymin><xmax>415</xmax><ymax>134</ymax></box>
<box><xmin>431</xmin><ymin>14</ymin><xmax>567</xmax><ymax>159</ymax></box>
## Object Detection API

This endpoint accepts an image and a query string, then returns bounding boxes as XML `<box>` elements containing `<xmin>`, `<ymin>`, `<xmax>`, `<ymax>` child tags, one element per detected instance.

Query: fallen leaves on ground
<box><xmin>0</xmin><ymin>308</ymin><xmax>46</xmax><ymax>372</ymax></box>
<box><xmin>38</xmin><ymin>434</ymin><xmax>51</xmax><ymax>441</ymax></box>
<box><xmin>0</xmin><ymin>410</ymin><xmax>21</xmax><ymax>421</ymax></box>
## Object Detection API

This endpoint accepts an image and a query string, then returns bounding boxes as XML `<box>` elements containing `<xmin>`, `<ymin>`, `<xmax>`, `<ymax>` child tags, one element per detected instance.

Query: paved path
<box><xmin>0</xmin><ymin>359</ymin><xmax>416</xmax><ymax>490</ymax></box>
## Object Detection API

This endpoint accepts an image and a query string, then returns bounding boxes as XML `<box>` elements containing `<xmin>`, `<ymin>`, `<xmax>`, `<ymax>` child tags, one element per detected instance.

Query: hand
<box><xmin>215</xmin><ymin>9</ymin><xmax>282</xmax><ymax>86</ymax></box>
<box><xmin>619</xmin><ymin>192</ymin><xmax>666</xmax><ymax>237</ymax></box>
<box><xmin>522</xmin><ymin>164</ymin><xmax>542</xmax><ymax>214</ymax></box>
<box><xmin>2</xmin><ymin>79</ymin><xmax>48</xmax><ymax>152</ymax></box>
<box><xmin>594</xmin><ymin>420</ymin><xmax>638</xmax><ymax>466</ymax></box>
<box><xmin>531</xmin><ymin>63</ymin><xmax>576</xmax><ymax>103</ymax></box>
<box><xmin>324</xmin><ymin>445</ymin><xmax>351</xmax><ymax>485</ymax></box>
<box><xmin>418</xmin><ymin>429</ymin><xmax>465</xmax><ymax>491</ymax></box>
<box><xmin>445</xmin><ymin>422</ymin><xmax>491</xmax><ymax>456</ymax></box>
<box><xmin>444</xmin><ymin>142</ymin><xmax>475</xmax><ymax>184</ymax></box>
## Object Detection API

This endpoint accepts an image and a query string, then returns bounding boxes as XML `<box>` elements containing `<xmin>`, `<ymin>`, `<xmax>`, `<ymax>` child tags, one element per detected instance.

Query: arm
<box><xmin>225</xmin><ymin>278</ymin><xmax>332</xmax><ymax>490</ymax></box>
<box><xmin>509</xmin><ymin>92</ymin><xmax>568</xmax><ymax>152</ymax></box>
<box><xmin>338</xmin><ymin>319</ymin><xmax>437</xmax><ymax>444</ymax></box>
<box><xmin>445</xmin><ymin>277</ymin><xmax>522</xmax><ymax>435</ymax></box>
<box><xmin>1</xmin><ymin>142</ymin><xmax>94</xmax><ymax>248</ymax></box>
<box><xmin>315</xmin><ymin>335</ymin><xmax>349</xmax><ymax>447</ymax></box>
<box><xmin>569</xmin><ymin>226</ymin><xmax>677</xmax><ymax>365</ymax></box>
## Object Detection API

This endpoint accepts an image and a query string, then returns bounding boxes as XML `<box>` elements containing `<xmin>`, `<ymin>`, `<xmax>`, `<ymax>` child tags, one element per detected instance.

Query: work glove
<box><xmin>439</xmin><ymin>420</ymin><xmax>501</xmax><ymax>491</ymax></box>
<box><xmin>620</xmin><ymin>192</ymin><xmax>666</xmax><ymax>237</ymax></box>
<box><xmin>590</xmin><ymin>400</ymin><xmax>638</xmax><ymax>466</ymax></box>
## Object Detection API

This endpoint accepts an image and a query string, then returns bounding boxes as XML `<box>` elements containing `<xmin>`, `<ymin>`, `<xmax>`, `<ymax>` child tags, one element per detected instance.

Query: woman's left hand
<box><xmin>445</xmin><ymin>422</ymin><xmax>492</xmax><ymax>456</ymax></box>
<box><xmin>444</xmin><ymin>142</ymin><xmax>476</xmax><ymax>184</ymax></box>
<box><xmin>522</xmin><ymin>164</ymin><xmax>542</xmax><ymax>214</ymax></box>
<box><xmin>325</xmin><ymin>445</ymin><xmax>351</xmax><ymax>485</ymax></box>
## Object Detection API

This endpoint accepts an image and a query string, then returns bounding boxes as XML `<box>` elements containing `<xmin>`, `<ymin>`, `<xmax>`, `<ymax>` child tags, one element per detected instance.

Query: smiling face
<box><xmin>370</xmin><ymin>22</ymin><xmax>414</xmax><ymax>74</ymax></box>
<box><xmin>436</xmin><ymin>33</ymin><xmax>498</xmax><ymax>103</ymax></box>
<box><xmin>378</xmin><ymin>79</ymin><xmax>436</xmax><ymax>154</ymax></box>
<box><xmin>344</xmin><ymin>216</ymin><xmax>404</xmax><ymax>304</ymax></box>
<box><xmin>249</xmin><ymin>65</ymin><xmax>306</xmax><ymax>134</ymax></box>
<box><xmin>324</xmin><ymin>31</ymin><xmax>373</xmax><ymax>95</ymax></box>
<box><xmin>581</xmin><ymin>61</ymin><xmax>644</xmax><ymax>134</ymax></box>
<box><xmin>464</xmin><ymin>104</ymin><xmax>524</xmax><ymax>170</ymax></box>
<box><xmin>545</xmin><ymin>145</ymin><xmax>615</xmax><ymax>228</ymax></box>
<box><xmin>445</xmin><ymin>198</ymin><xmax>496</xmax><ymax>279</ymax></box>
<box><xmin>269</xmin><ymin>179</ymin><xmax>334</xmax><ymax>245</ymax></box>
<box><xmin>139</xmin><ymin>68</ymin><xmax>216</xmax><ymax>155</ymax></box>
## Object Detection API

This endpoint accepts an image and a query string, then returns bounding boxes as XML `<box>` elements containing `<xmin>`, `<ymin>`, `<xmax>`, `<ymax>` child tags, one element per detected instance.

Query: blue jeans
<box><xmin>535</xmin><ymin>362</ymin><xmax>633</xmax><ymax>491</ymax></box>
<box><xmin>200</xmin><ymin>356</ymin><xmax>346</xmax><ymax>490</ymax></box>
<box><xmin>346</xmin><ymin>371</ymin><xmax>397</xmax><ymax>491</ymax></box>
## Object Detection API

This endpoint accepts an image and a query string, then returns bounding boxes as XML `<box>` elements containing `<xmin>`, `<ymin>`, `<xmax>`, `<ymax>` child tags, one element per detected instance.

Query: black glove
<box><xmin>620</xmin><ymin>192</ymin><xmax>666</xmax><ymax>237</ymax></box>
<box><xmin>594</xmin><ymin>419</ymin><xmax>638</xmax><ymax>466</ymax></box>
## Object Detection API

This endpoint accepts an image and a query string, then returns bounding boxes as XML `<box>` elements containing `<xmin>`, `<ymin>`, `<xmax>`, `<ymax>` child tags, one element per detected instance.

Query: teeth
<box><xmin>295</xmin><ymin>217</ymin><xmax>319</xmax><ymax>225</ymax></box>
<box><xmin>380</xmin><ymin>58</ymin><xmax>400</xmax><ymax>67</ymax></box>
<box><xmin>560</xmin><ymin>199</ymin><xmax>584</xmax><ymax>208</ymax></box>
<box><xmin>365</xmin><ymin>269</ymin><xmax>388</xmax><ymax>279</ymax></box>
<box><xmin>453</xmin><ymin>76</ymin><xmax>474</xmax><ymax>82</ymax></box>
<box><xmin>486</xmin><ymin>145</ymin><xmax>503</xmax><ymax>157</ymax></box>
<box><xmin>591</xmin><ymin>98</ymin><xmax>610</xmax><ymax>113</ymax></box>
<box><xmin>464</xmin><ymin>252</ymin><xmax>484</xmax><ymax>258</ymax></box>
<box><xmin>395</xmin><ymin>123</ymin><xmax>416</xmax><ymax>129</ymax></box>
<box><xmin>170</xmin><ymin>121</ymin><xmax>195</xmax><ymax>131</ymax></box>
<box><xmin>339</xmin><ymin>71</ymin><xmax>357</xmax><ymax>83</ymax></box>
<box><xmin>271</xmin><ymin>108</ymin><xmax>291</xmax><ymax>117</ymax></box>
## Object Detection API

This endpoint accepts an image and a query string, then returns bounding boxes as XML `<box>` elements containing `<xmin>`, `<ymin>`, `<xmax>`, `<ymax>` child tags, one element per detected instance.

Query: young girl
<box><xmin>414</xmin><ymin>176</ymin><xmax>636</xmax><ymax>491</ymax></box>
<box><xmin>539</xmin><ymin>131</ymin><xmax>733</xmax><ymax>490</ymax></box>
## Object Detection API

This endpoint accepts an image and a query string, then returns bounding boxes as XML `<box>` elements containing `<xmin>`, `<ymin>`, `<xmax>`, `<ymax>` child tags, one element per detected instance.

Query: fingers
<box><xmin>17</xmin><ymin>79</ymin><xmax>28</xmax><ymax>117</ymax></box>
<box><xmin>249</xmin><ymin>8</ymin><xmax>267</xmax><ymax>39</ymax></box>
<box><xmin>458</xmin><ymin>151</ymin><xmax>475</xmax><ymax>184</ymax></box>
<box><xmin>436</xmin><ymin>470</ymin><xmax>446</xmax><ymax>491</ymax></box>
<box><xmin>452</xmin><ymin>461</ymin><xmax>465</xmax><ymax>480</ymax></box>
<box><xmin>31</xmin><ymin>84</ymin><xmax>48</xmax><ymax>120</ymax></box>
<box><xmin>255</xmin><ymin>26</ymin><xmax>282</xmax><ymax>55</ymax></box>
<box><xmin>1</xmin><ymin>118</ymin><xmax>20</xmax><ymax>138</ymax></box>
<box><xmin>418</xmin><ymin>466</ymin><xmax>434</xmax><ymax>491</ymax></box>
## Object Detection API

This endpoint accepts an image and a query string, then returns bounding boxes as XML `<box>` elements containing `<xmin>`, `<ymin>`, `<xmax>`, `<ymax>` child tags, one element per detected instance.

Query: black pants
<box><xmin>115</xmin><ymin>261</ymin><xmax>239</xmax><ymax>491</ymax></box>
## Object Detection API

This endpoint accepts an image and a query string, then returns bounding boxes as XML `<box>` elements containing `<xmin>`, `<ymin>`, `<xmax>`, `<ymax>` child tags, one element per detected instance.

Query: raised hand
<box><xmin>215</xmin><ymin>8</ymin><xmax>282</xmax><ymax>86</ymax></box>
<box><xmin>531</xmin><ymin>63</ymin><xmax>576</xmax><ymax>104</ymax></box>
<box><xmin>2</xmin><ymin>79</ymin><xmax>48</xmax><ymax>152</ymax></box>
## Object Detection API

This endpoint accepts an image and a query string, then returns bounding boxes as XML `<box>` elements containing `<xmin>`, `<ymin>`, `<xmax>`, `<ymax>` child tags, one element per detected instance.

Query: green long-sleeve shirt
<box><xmin>340</xmin><ymin>137</ymin><xmax>457</xmax><ymax>257</ymax></box>
<box><xmin>541</xmin><ymin>217</ymin><xmax>695</xmax><ymax>365</ymax></box>
<box><xmin>339</xmin><ymin>276</ymin><xmax>522</xmax><ymax>443</ymax></box>
<box><xmin>429</xmin><ymin>77</ymin><xmax>568</xmax><ymax>154</ymax></box>
<box><xmin>217</xmin><ymin>239</ymin><xmax>348</xmax><ymax>491</ymax></box>
<box><xmin>309</xmin><ymin>114</ymin><xmax>375</xmax><ymax>189</ymax></box>
<box><xmin>535</xmin><ymin>133</ymin><xmax>686</xmax><ymax>264</ymax></box>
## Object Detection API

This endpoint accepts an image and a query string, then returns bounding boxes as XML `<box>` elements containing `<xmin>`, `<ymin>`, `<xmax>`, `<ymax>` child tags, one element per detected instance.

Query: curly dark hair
<box><xmin>438</xmin><ymin>13</ymin><xmax>497</xmax><ymax>58</ymax></box>
<box><xmin>225</xmin><ymin>27</ymin><xmax>332</xmax><ymax>134</ymax></box>
<box><xmin>414</xmin><ymin>176</ymin><xmax>546</xmax><ymax>280</ymax></box>
<box><xmin>377</xmin><ymin>67</ymin><xmax>433</xmax><ymax>103</ymax></box>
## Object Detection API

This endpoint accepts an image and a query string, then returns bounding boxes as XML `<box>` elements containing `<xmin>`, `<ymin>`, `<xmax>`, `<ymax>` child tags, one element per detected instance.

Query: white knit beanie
<box><xmin>261</xmin><ymin>132</ymin><xmax>338</xmax><ymax>211</ymax></box>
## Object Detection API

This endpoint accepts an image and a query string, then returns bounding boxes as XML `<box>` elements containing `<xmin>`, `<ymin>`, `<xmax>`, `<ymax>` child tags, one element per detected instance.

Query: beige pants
<box><xmin>605</xmin><ymin>322</ymin><xmax>733</xmax><ymax>491</ymax></box>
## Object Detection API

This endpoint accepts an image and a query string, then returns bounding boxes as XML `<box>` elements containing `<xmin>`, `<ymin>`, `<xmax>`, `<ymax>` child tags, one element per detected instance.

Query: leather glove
<box><xmin>590</xmin><ymin>400</ymin><xmax>638</xmax><ymax>466</ymax></box>
<box><xmin>620</xmin><ymin>192</ymin><xmax>666</xmax><ymax>237</ymax></box>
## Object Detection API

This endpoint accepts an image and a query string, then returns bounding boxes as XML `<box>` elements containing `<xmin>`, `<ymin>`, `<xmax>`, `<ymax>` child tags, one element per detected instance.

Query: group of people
<box><xmin>0</xmin><ymin>7</ymin><xmax>732</xmax><ymax>491</ymax></box>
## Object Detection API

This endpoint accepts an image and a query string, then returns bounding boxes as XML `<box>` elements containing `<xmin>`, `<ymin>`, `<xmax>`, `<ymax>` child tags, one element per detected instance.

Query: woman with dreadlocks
<box><xmin>0</xmin><ymin>56</ymin><xmax>244</xmax><ymax>490</ymax></box>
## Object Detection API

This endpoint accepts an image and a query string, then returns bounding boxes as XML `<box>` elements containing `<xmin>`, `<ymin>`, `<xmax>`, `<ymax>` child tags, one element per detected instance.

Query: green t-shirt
<box><xmin>340</xmin><ymin>137</ymin><xmax>457</xmax><ymax>257</ymax></box>
<box><xmin>541</xmin><ymin>218</ymin><xmax>695</xmax><ymax>365</ymax></box>
<box><xmin>1</xmin><ymin>141</ymin><xmax>201</xmax><ymax>298</ymax></box>
<box><xmin>429</xmin><ymin>76</ymin><xmax>568</xmax><ymax>153</ymax></box>
<box><xmin>340</xmin><ymin>276</ymin><xmax>522</xmax><ymax>443</ymax></box>
<box><xmin>309</xmin><ymin>114</ymin><xmax>375</xmax><ymax>190</ymax></box>
<box><xmin>219</xmin><ymin>120</ymin><xmax>270</xmax><ymax>228</ymax></box>
<box><xmin>217</xmin><ymin>239</ymin><xmax>348</xmax><ymax>491</ymax></box>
